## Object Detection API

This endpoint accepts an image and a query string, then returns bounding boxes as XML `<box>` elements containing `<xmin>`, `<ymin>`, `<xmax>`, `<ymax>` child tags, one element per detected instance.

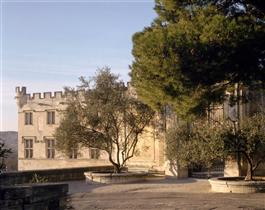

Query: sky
<box><xmin>1</xmin><ymin>0</ymin><xmax>156</xmax><ymax>131</ymax></box>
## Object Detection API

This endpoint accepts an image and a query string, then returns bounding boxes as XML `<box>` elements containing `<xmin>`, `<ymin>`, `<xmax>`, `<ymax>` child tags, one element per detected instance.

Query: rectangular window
<box><xmin>24</xmin><ymin>139</ymin><xmax>33</xmax><ymax>159</ymax></box>
<box><xmin>90</xmin><ymin>148</ymin><xmax>100</xmax><ymax>159</ymax></box>
<box><xmin>69</xmin><ymin>147</ymin><xmax>78</xmax><ymax>159</ymax></box>
<box><xmin>47</xmin><ymin>111</ymin><xmax>55</xmax><ymax>124</ymax></box>
<box><xmin>46</xmin><ymin>139</ymin><xmax>55</xmax><ymax>159</ymax></box>
<box><xmin>25</xmin><ymin>112</ymin><xmax>33</xmax><ymax>125</ymax></box>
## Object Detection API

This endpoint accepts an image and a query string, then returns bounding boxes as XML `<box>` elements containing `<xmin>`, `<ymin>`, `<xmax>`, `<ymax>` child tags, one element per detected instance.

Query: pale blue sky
<box><xmin>1</xmin><ymin>1</ymin><xmax>156</xmax><ymax>131</ymax></box>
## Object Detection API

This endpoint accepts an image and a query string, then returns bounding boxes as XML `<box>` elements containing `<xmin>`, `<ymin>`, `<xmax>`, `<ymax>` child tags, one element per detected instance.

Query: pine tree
<box><xmin>131</xmin><ymin>0</ymin><xmax>265</xmax><ymax>118</ymax></box>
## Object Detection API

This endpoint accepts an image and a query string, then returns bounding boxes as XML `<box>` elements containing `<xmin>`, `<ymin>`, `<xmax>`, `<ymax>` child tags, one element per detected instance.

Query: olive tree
<box><xmin>166</xmin><ymin>112</ymin><xmax>265</xmax><ymax>180</ymax></box>
<box><xmin>55</xmin><ymin>68</ymin><xmax>154</xmax><ymax>173</ymax></box>
<box><xmin>222</xmin><ymin>113</ymin><xmax>265</xmax><ymax>180</ymax></box>
<box><xmin>166</xmin><ymin>120</ymin><xmax>224</xmax><ymax>176</ymax></box>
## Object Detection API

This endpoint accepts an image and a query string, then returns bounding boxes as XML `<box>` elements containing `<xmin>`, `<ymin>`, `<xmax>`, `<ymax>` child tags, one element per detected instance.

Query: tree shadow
<box><xmin>64</xmin><ymin>178</ymin><xmax>203</xmax><ymax>209</ymax></box>
<box><xmin>66</xmin><ymin>177</ymin><xmax>199</xmax><ymax>195</ymax></box>
<box><xmin>145</xmin><ymin>177</ymin><xmax>199</xmax><ymax>185</ymax></box>
<box><xmin>66</xmin><ymin>180</ymin><xmax>107</xmax><ymax>194</ymax></box>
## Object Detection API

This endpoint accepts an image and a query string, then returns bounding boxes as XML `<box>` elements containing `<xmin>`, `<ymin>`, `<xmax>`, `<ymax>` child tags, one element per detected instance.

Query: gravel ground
<box><xmin>66</xmin><ymin>178</ymin><xmax>265</xmax><ymax>210</ymax></box>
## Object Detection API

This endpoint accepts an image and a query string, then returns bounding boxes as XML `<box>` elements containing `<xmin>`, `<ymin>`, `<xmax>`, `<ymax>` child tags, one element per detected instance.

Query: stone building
<box><xmin>15</xmin><ymin>86</ymin><xmax>173</xmax><ymax>175</ymax></box>
<box><xmin>16</xmin><ymin>86</ymin><xmax>265</xmax><ymax>177</ymax></box>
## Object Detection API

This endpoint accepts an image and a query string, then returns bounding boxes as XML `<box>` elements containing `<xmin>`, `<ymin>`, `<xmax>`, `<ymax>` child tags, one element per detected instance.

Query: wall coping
<box><xmin>0</xmin><ymin>166</ymin><xmax>114</xmax><ymax>186</ymax></box>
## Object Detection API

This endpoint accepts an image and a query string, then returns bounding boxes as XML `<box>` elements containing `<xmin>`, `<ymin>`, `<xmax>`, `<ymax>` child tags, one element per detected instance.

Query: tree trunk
<box><xmin>245</xmin><ymin>161</ymin><xmax>253</xmax><ymax>181</ymax></box>
<box><xmin>207</xmin><ymin>103</ymin><xmax>211</xmax><ymax>124</ymax></box>
<box><xmin>108</xmin><ymin>153</ymin><xmax>122</xmax><ymax>174</ymax></box>
<box><xmin>207</xmin><ymin>168</ymin><xmax>211</xmax><ymax>179</ymax></box>
<box><xmin>114</xmin><ymin>164</ymin><xmax>122</xmax><ymax>173</ymax></box>
<box><xmin>235</xmin><ymin>83</ymin><xmax>243</xmax><ymax>176</ymax></box>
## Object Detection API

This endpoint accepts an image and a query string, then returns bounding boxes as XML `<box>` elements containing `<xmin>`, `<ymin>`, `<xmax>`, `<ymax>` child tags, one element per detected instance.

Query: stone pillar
<box><xmin>164</xmin><ymin>160</ymin><xmax>188</xmax><ymax>178</ymax></box>
<box><xmin>224</xmin><ymin>154</ymin><xmax>245</xmax><ymax>177</ymax></box>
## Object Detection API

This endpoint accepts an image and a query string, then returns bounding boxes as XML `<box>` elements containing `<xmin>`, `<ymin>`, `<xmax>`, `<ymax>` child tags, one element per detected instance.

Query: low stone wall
<box><xmin>209</xmin><ymin>177</ymin><xmax>265</xmax><ymax>193</ymax></box>
<box><xmin>85</xmin><ymin>171</ymin><xmax>165</xmax><ymax>184</ymax></box>
<box><xmin>0</xmin><ymin>183</ymin><xmax>68</xmax><ymax>210</ymax></box>
<box><xmin>0</xmin><ymin>166</ymin><xmax>113</xmax><ymax>186</ymax></box>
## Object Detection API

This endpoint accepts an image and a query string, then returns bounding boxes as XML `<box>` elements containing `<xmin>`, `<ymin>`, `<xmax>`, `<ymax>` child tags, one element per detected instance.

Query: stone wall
<box><xmin>0</xmin><ymin>166</ymin><xmax>113</xmax><ymax>186</ymax></box>
<box><xmin>16</xmin><ymin>87</ymin><xmax>111</xmax><ymax>171</ymax></box>
<box><xmin>15</xmin><ymin>87</ymin><xmax>164</xmax><ymax>172</ymax></box>
<box><xmin>18</xmin><ymin>158</ymin><xmax>111</xmax><ymax>171</ymax></box>
<box><xmin>255</xmin><ymin>163</ymin><xmax>265</xmax><ymax>176</ymax></box>
<box><xmin>224</xmin><ymin>155</ymin><xmax>265</xmax><ymax>177</ymax></box>
<box><xmin>0</xmin><ymin>183</ymin><xmax>68</xmax><ymax>210</ymax></box>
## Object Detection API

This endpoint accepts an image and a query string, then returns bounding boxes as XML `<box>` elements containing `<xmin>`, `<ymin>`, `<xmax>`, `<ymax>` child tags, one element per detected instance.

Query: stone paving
<box><xmin>66</xmin><ymin>178</ymin><xmax>265</xmax><ymax>210</ymax></box>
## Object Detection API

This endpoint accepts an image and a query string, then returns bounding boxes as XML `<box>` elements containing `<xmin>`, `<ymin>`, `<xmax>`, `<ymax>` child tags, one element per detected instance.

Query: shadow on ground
<box><xmin>65</xmin><ymin>178</ymin><xmax>265</xmax><ymax>210</ymax></box>
<box><xmin>66</xmin><ymin>178</ymin><xmax>200</xmax><ymax>194</ymax></box>
<box><xmin>65</xmin><ymin>178</ymin><xmax>204</xmax><ymax>209</ymax></box>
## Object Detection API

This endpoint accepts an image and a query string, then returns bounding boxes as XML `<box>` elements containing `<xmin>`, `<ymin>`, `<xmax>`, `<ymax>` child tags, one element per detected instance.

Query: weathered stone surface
<box><xmin>0</xmin><ymin>185</ymin><xmax>32</xmax><ymax>200</ymax></box>
<box><xmin>0</xmin><ymin>205</ymin><xmax>23</xmax><ymax>210</ymax></box>
<box><xmin>23</xmin><ymin>201</ymin><xmax>50</xmax><ymax>210</ymax></box>
<box><xmin>84</xmin><ymin>172</ymin><xmax>165</xmax><ymax>184</ymax></box>
<box><xmin>16</xmin><ymin>87</ymin><xmax>165</xmax><ymax>173</ymax></box>
<box><xmin>0</xmin><ymin>198</ymin><xmax>23</xmax><ymax>207</ymax></box>
<box><xmin>0</xmin><ymin>166</ymin><xmax>113</xmax><ymax>185</ymax></box>
<box><xmin>0</xmin><ymin>183</ymin><xmax>68</xmax><ymax>210</ymax></box>
<box><xmin>209</xmin><ymin>177</ymin><xmax>265</xmax><ymax>193</ymax></box>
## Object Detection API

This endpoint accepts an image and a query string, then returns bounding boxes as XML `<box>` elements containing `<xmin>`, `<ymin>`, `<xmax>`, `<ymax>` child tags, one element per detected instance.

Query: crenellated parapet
<box><xmin>15</xmin><ymin>86</ymin><xmax>89</xmax><ymax>110</ymax></box>
<box><xmin>15</xmin><ymin>83</ymin><xmax>133</xmax><ymax>110</ymax></box>
<box><xmin>15</xmin><ymin>86</ymin><xmax>28</xmax><ymax>108</ymax></box>
<box><xmin>15</xmin><ymin>86</ymin><xmax>68</xmax><ymax>109</ymax></box>
<box><xmin>28</xmin><ymin>91</ymin><xmax>65</xmax><ymax>100</ymax></box>
<box><xmin>16</xmin><ymin>87</ymin><xmax>65</xmax><ymax>99</ymax></box>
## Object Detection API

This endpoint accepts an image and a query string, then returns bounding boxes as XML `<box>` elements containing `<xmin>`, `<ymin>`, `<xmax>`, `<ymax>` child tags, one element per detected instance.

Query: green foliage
<box><xmin>30</xmin><ymin>173</ymin><xmax>48</xmax><ymax>183</ymax></box>
<box><xmin>0</xmin><ymin>141</ymin><xmax>12</xmax><ymax>171</ymax></box>
<box><xmin>55</xmin><ymin>68</ymin><xmax>154</xmax><ymax>173</ymax></box>
<box><xmin>166</xmin><ymin>120</ymin><xmax>224</xmax><ymax>169</ymax></box>
<box><xmin>222</xmin><ymin>112</ymin><xmax>265</xmax><ymax>180</ymax></box>
<box><xmin>166</xmin><ymin>112</ymin><xmax>265</xmax><ymax>180</ymax></box>
<box><xmin>131</xmin><ymin>0</ymin><xmax>265</xmax><ymax>118</ymax></box>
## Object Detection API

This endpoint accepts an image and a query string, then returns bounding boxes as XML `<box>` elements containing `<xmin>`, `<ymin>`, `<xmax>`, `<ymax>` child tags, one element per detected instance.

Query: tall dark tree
<box><xmin>55</xmin><ymin>68</ymin><xmax>154</xmax><ymax>173</ymax></box>
<box><xmin>131</xmin><ymin>0</ymin><xmax>265</xmax><ymax>118</ymax></box>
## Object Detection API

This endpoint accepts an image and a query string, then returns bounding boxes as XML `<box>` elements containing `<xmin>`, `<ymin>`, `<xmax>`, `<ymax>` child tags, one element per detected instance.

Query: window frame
<box><xmin>69</xmin><ymin>147</ymin><xmax>78</xmax><ymax>159</ymax></box>
<box><xmin>90</xmin><ymin>148</ymin><xmax>100</xmax><ymax>160</ymax></box>
<box><xmin>24</xmin><ymin>112</ymin><xmax>33</xmax><ymax>125</ymax></box>
<box><xmin>46</xmin><ymin>138</ymin><xmax>56</xmax><ymax>159</ymax></box>
<box><xmin>24</xmin><ymin>138</ymin><xmax>33</xmax><ymax>159</ymax></box>
<box><xmin>47</xmin><ymin>111</ymin><xmax>55</xmax><ymax>125</ymax></box>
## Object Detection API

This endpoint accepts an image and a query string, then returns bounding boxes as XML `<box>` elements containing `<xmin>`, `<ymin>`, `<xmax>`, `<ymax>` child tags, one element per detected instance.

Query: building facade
<box><xmin>15</xmin><ymin>87</ymin><xmax>170</xmax><ymax>174</ymax></box>
<box><xmin>16</xmin><ymin>86</ymin><xmax>265</xmax><ymax>177</ymax></box>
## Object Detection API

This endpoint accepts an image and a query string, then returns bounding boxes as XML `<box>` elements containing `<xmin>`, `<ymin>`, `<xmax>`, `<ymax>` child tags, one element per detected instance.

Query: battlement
<box><xmin>15</xmin><ymin>83</ymin><xmax>133</xmax><ymax>108</ymax></box>
<box><xmin>16</xmin><ymin>86</ymin><xmax>66</xmax><ymax>100</ymax></box>
<box><xmin>15</xmin><ymin>86</ymin><xmax>88</xmax><ymax>105</ymax></box>
<box><xmin>28</xmin><ymin>91</ymin><xmax>65</xmax><ymax>100</ymax></box>
<box><xmin>15</xmin><ymin>86</ymin><xmax>27</xmax><ymax>94</ymax></box>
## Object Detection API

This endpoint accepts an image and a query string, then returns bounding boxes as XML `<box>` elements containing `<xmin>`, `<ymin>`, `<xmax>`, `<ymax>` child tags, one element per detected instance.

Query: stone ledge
<box><xmin>209</xmin><ymin>177</ymin><xmax>265</xmax><ymax>193</ymax></box>
<box><xmin>84</xmin><ymin>172</ymin><xmax>165</xmax><ymax>184</ymax></box>
<box><xmin>0</xmin><ymin>166</ymin><xmax>113</xmax><ymax>185</ymax></box>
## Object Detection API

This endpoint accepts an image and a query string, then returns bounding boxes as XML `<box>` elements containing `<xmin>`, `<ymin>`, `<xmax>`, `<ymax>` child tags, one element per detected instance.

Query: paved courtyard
<box><xmin>66</xmin><ymin>178</ymin><xmax>265</xmax><ymax>210</ymax></box>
